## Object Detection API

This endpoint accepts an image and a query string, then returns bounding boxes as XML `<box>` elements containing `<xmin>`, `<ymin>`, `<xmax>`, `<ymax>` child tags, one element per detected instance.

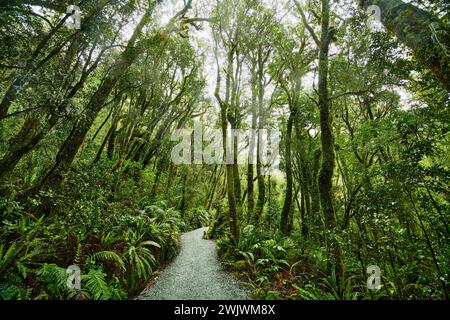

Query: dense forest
<box><xmin>0</xmin><ymin>0</ymin><xmax>448</xmax><ymax>300</ymax></box>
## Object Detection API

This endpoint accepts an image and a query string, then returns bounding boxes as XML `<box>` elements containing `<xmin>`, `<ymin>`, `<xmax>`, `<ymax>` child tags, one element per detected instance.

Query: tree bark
<box><xmin>32</xmin><ymin>9</ymin><xmax>153</xmax><ymax>191</ymax></box>
<box><xmin>255</xmin><ymin>49</ymin><xmax>266</xmax><ymax>224</ymax></box>
<box><xmin>215</xmin><ymin>46</ymin><xmax>239</xmax><ymax>243</ymax></box>
<box><xmin>361</xmin><ymin>0</ymin><xmax>450</xmax><ymax>90</ymax></box>
<box><xmin>0</xmin><ymin>116</ymin><xmax>42</xmax><ymax>180</ymax></box>
<box><xmin>247</xmin><ymin>66</ymin><xmax>258</xmax><ymax>217</ymax></box>
<box><xmin>0</xmin><ymin>13</ymin><xmax>70</xmax><ymax>119</ymax></box>
<box><xmin>317</xmin><ymin>0</ymin><xmax>345</xmax><ymax>277</ymax></box>
<box><xmin>280</xmin><ymin>112</ymin><xmax>294</xmax><ymax>235</ymax></box>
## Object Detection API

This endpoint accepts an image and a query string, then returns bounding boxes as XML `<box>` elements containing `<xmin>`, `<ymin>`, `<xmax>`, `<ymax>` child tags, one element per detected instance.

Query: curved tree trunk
<box><xmin>32</xmin><ymin>9</ymin><xmax>153</xmax><ymax>191</ymax></box>
<box><xmin>361</xmin><ymin>0</ymin><xmax>450</xmax><ymax>90</ymax></box>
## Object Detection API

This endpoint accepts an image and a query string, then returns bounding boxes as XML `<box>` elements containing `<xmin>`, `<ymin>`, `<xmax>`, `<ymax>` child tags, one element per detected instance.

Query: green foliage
<box><xmin>0</xmin><ymin>160</ymin><xmax>189</xmax><ymax>300</ymax></box>
<box><xmin>0</xmin><ymin>283</ymin><xmax>32</xmax><ymax>300</ymax></box>
<box><xmin>0</xmin><ymin>0</ymin><xmax>448</xmax><ymax>302</ymax></box>
<box><xmin>36</xmin><ymin>264</ymin><xmax>70</xmax><ymax>299</ymax></box>
<box><xmin>89</xmin><ymin>251</ymin><xmax>126</xmax><ymax>272</ymax></box>
<box><xmin>183</xmin><ymin>207</ymin><xmax>211</xmax><ymax>231</ymax></box>
<box><xmin>82</xmin><ymin>269</ymin><xmax>125</xmax><ymax>300</ymax></box>
<box><xmin>123</xmin><ymin>230</ymin><xmax>160</xmax><ymax>290</ymax></box>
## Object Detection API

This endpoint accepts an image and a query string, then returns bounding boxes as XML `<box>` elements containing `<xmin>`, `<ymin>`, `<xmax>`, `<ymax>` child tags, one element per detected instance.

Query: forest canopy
<box><xmin>0</xmin><ymin>0</ymin><xmax>448</xmax><ymax>300</ymax></box>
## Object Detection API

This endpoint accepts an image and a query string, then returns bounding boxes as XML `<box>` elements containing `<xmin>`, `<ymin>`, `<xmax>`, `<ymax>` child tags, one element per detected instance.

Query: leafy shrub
<box><xmin>183</xmin><ymin>207</ymin><xmax>210</xmax><ymax>231</ymax></box>
<box><xmin>0</xmin><ymin>162</ymin><xmax>186</xmax><ymax>300</ymax></box>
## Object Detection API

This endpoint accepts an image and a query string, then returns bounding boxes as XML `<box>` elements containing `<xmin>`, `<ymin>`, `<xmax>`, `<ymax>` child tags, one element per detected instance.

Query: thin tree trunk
<box><xmin>247</xmin><ymin>64</ymin><xmax>258</xmax><ymax>219</ymax></box>
<box><xmin>281</xmin><ymin>112</ymin><xmax>294</xmax><ymax>235</ymax></box>
<box><xmin>406</xmin><ymin>187</ymin><xmax>449</xmax><ymax>299</ymax></box>
<box><xmin>92</xmin><ymin>97</ymin><xmax>123</xmax><ymax>164</ymax></box>
<box><xmin>0</xmin><ymin>117</ymin><xmax>42</xmax><ymax>180</ymax></box>
<box><xmin>255</xmin><ymin>50</ymin><xmax>266</xmax><ymax>224</ymax></box>
<box><xmin>179</xmin><ymin>169</ymin><xmax>188</xmax><ymax>214</ymax></box>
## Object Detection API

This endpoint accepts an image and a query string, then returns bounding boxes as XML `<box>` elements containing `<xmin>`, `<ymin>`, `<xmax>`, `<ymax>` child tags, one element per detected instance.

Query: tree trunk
<box><xmin>300</xmin><ymin>191</ymin><xmax>308</xmax><ymax>237</ymax></box>
<box><xmin>92</xmin><ymin>97</ymin><xmax>123</xmax><ymax>164</ymax></box>
<box><xmin>232</xmin><ymin>134</ymin><xmax>242</xmax><ymax>205</ymax></box>
<box><xmin>0</xmin><ymin>31</ymin><xmax>97</xmax><ymax>174</ymax></box>
<box><xmin>32</xmin><ymin>10</ymin><xmax>153</xmax><ymax>191</ymax></box>
<box><xmin>247</xmin><ymin>64</ymin><xmax>258</xmax><ymax>219</ymax></box>
<box><xmin>179</xmin><ymin>169</ymin><xmax>188</xmax><ymax>214</ymax></box>
<box><xmin>310</xmin><ymin>148</ymin><xmax>321</xmax><ymax>224</ymax></box>
<box><xmin>0</xmin><ymin>117</ymin><xmax>42</xmax><ymax>180</ymax></box>
<box><xmin>317</xmin><ymin>0</ymin><xmax>344</xmax><ymax>277</ymax></box>
<box><xmin>280</xmin><ymin>112</ymin><xmax>294</xmax><ymax>235</ymax></box>
<box><xmin>0</xmin><ymin>14</ymin><xmax>70</xmax><ymax>119</ymax></box>
<box><xmin>222</xmin><ymin>112</ymin><xmax>239</xmax><ymax>243</ymax></box>
<box><xmin>361</xmin><ymin>0</ymin><xmax>450</xmax><ymax>90</ymax></box>
<box><xmin>215</xmin><ymin>47</ymin><xmax>239</xmax><ymax>243</ymax></box>
<box><xmin>255</xmin><ymin>50</ymin><xmax>266</xmax><ymax>223</ymax></box>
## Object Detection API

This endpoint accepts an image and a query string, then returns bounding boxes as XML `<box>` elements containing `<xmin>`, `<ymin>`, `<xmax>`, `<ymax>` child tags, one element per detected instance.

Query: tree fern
<box><xmin>124</xmin><ymin>232</ymin><xmax>161</xmax><ymax>289</ymax></box>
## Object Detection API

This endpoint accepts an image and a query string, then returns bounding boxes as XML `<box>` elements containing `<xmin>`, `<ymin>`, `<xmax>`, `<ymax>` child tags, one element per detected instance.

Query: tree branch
<box><xmin>293</xmin><ymin>0</ymin><xmax>320</xmax><ymax>47</ymax></box>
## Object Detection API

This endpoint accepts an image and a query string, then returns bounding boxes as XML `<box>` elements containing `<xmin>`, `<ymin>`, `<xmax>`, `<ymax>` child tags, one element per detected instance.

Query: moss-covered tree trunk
<box><xmin>255</xmin><ymin>49</ymin><xmax>266</xmax><ymax>224</ymax></box>
<box><xmin>215</xmin><ymin>48</ymin><xmax>240</xmax><ymax>243</ymax></box>
<box><xmin>247</xmin><ymin>67</ymin><xmax>258</xmax><ymax>216</ymax></box>
<box><xmin>0</xmin><ymin>15</ymin><xmax>70</xmax><ymax>120</ymax></box>
<box><xmin>33</xmin><ymin>10</ymin><xmax>153</xmax><ymax>191</ymax></box>
<box><xmin>361</xmin><ymin>0</ymin><xmax>449</xmax><ymax>90</ymax></box>
<box><xmin>317</xmin><ymin>0</ymin><xmax>345</xmax><ymax>277</ymax></box>
<box><xmin>280</xmin><ymin>111</ymin><xmax>294</xmax><ymax>235</ymax></box>
<box><xmin>0</xmin><ymin>39</ymin><xmax>99</xmax><ymax>181</ymax></box>
<box><xmin>0</xmin><ymin>117</ymin><xmax>43</xmax><ymax>180</ymax></box>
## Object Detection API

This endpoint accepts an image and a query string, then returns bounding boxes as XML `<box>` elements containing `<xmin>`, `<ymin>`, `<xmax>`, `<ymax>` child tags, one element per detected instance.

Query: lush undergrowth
<box><xmin>0</xmin><ymin>0</ymin><xmax>448</xmax><ymax>302</ymax></box>
<box><xmin>208</xmin><ymin>199</ymin><xmax>448</xmax><ymax>300</ymax></box>
<box><xmin>216</xmin><ymin>226</ymin><xmax>448</xmax><ymax>300</ymax></box>
<box><xmin>0</xmin><ymin>160</ymin><xmax>209</xmax><ymax>300</ymax></box>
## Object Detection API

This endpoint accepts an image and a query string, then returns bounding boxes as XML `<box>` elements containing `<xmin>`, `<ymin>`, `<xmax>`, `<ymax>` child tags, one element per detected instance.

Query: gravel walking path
<box><xmin>140</xmin><ymin>227</ymin><xmax>250</xmax><ymax>300</ymax></box>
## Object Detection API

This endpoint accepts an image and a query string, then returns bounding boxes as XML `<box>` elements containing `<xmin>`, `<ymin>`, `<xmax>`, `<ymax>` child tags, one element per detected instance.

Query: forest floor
<box><xmin>139</xmin><ymin>227</ymin><xmax>250</xmax><ymax>300</ymax></box>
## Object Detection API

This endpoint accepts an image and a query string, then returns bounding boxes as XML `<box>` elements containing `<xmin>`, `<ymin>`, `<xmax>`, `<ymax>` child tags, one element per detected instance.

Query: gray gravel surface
<box><xmin>140</xmin><ymin>227</ymin><xmax>250</xmax><ymax>300</ymax></box>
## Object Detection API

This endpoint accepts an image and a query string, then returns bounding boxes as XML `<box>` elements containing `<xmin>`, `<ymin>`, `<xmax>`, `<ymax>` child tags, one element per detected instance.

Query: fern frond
<box><xmin>90</xmin><ymin>251</ymin><xmax>125</xmax><ymax>271</ymax></box>
<box><xmin>0</xmin><ymin>242</ymin><xmax>18</xmax><ymax>272</ymax></box>
<box><xmin>0</xmin><ymin>283</ymin><xmax>20</xmax><ymax>300</ymax></box>
<box><xmin>82</xmin><ymin>269</ymin><xmax>111</xmax><ymax>300</ymax></box>
<box><xmin>141</xmin><ymin>240</ymin><xmax>161</xmax><ymax>249</ymax></box>
<box><xmin>74</xmin><ymin>243</ymin><xmax>83</xmax><ymax>266</ymax></box>
<box><xmin>36</xmin><ymin>263</ymin><xmax>68</xmax><ymax>295</ymax></box>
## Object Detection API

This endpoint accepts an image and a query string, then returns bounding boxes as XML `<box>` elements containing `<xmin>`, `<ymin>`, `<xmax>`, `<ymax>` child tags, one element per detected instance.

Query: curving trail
<box><xmin>140</xmin><ymin>227</ymin><xmax>249</xmax><ymax>300</ymax></box>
